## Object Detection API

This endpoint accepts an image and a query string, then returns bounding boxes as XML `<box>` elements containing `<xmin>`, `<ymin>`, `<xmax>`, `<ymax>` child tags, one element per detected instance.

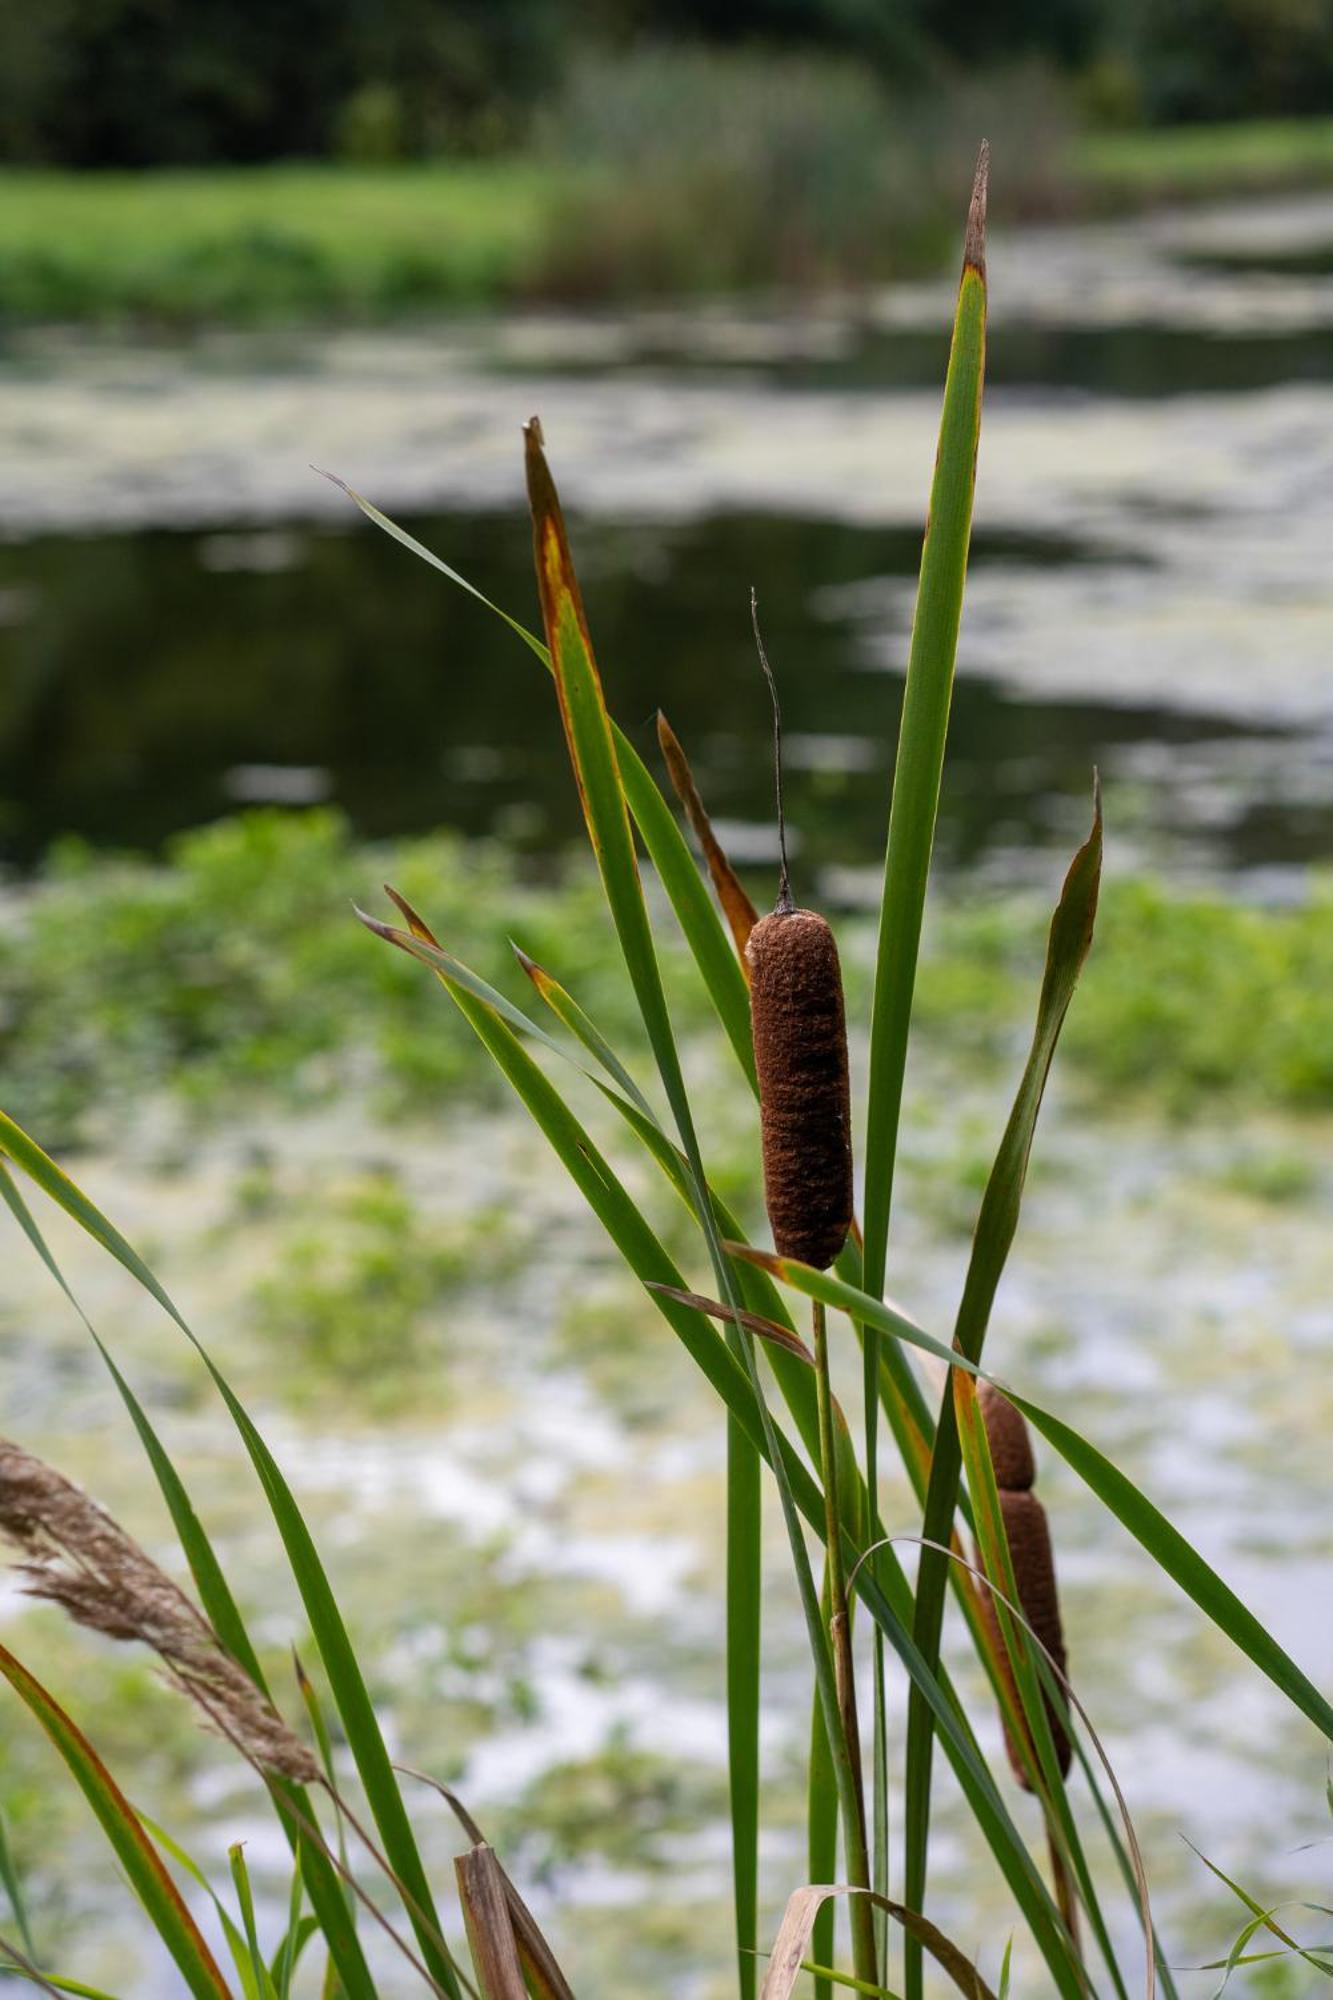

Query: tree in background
<box><xmin>1</xmin><ymin>0</ymin><xmax>1331</xmax><ymax>167</ymax></box>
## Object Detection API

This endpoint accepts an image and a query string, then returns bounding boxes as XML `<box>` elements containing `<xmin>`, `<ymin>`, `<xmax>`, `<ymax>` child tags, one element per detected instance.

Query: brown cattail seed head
<box><xmin>977</xmin><ymin>1488</ymin><xmax>1071</xmax><ymax>1786</ymax></box>
<box><xmin>979</xmin><ymin>1382</ymin><xmax>1036</xmax><ymax>1492</ymax></box>
<box><xmin>747</xmin><ymin>907</ymin><xmax>853</xmax><ymax>1271</ymax></box>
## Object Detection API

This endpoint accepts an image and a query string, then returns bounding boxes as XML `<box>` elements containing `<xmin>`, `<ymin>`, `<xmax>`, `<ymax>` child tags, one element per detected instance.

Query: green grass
<box><xmin>0</xmin><ymin>160</ymin><xmax>555</xmax><ymax>323</ymax></box>
<box><xmin>1076</xmin><ymin>114</ymin><xmax>1333</xmax><ymax>203</ymax></box>
<box><xmin>5</xmin><ymin>112</ymin><xmax>1333</xmax><ymax>328</ymax></box>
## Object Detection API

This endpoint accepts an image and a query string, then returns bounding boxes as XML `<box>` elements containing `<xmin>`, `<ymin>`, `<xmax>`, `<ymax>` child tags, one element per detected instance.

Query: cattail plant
<box><xmin>974</xmin><ymin>1382</ymin><xmax>1071</xmax><ymax>1786</ymax></box>
<box><xmin>745</xmin><ymin>592</ymin><xmax>854</xmax><ymax>1276</ymax></box>
<box><xmin>745</xmin><ymin>594</ymin><xmax>874</xmax><ymax>1990</ymax></box>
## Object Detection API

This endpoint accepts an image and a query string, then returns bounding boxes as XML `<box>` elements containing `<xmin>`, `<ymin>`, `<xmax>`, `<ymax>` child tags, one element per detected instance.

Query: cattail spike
<box><xmin>748</xmin><ymin>909</ymin><xmax>854</xmax><ymax>1270</ymax></box>
<box><xmin>979</xmin><ymin>1382</ymin><xmax>1035</xmax><ymax>1492</ymax></box>
<box><xmin>973</xmin><ymin>1386</ymin><xmax>1072</xmax><ymax>1790</ymax></box>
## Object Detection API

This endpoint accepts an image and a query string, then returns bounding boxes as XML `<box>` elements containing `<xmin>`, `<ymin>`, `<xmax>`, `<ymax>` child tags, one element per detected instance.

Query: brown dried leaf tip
<box><xmin>0</xmin><ymin>1439</ymin><xmax>319</xmax><ymax>1785</ymax></box>
<box><xmin>965</xmin><ymin>139</ymin><xmax>990</xmax><ymax>278</ymax></box>
<box><xmin>747</xmin><ymin>908</ymin><xmax>853</xmax><ymax>1272</ymax></box>
<box><xmin>973</xmin><ymin>1391</ymin><xmax>1071</xmax><ymax>1785</ymax></box>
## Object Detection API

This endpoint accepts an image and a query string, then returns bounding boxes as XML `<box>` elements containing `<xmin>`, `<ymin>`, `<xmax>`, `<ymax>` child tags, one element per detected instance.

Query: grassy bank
<box><xmin>0</xmin><ymin>160</ymin><xmax>555</xmax><ymax>323</ymax></box>
<box><xmin>1078</xmin><ymin>114</ymin><xmax>1333</xmax><ymax>205</ymax></box>
<box><xmin>4</xmin><ymin>105</ymin><xmax>1332</xmax><ymax>328</ymax></box>
<box><xmin>5</xmin><ymin>808</ymin><xmax>1333</xmax><ymax>1150</ymax></box>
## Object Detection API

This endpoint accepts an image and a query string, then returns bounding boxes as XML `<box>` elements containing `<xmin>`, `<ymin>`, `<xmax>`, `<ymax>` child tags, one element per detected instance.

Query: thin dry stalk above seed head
<box><xmin>746</xmin><ymin>593</ymin><xmax>854</xmax><ymax>1272</ymax></box>
<box><xmin>0</xmin><ymin>1438</ymin><xmax>318</xmax><ymax>1785</ymax></box>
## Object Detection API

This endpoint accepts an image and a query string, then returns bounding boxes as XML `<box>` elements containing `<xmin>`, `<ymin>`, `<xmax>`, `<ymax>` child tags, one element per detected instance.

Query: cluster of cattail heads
<box><xmin>0</xmin><ymin>1439</ymin><xmax>318</xmax><ymax>1785</ymax></box>
<box><xmin>746</xmin><ymin>595</ymin><xmax>854</xmax><ymax>1273</ymax></box>
<box><xmin>975</xmin><ymin>1384</ymin><xmax>1071</xmax><ymax>1786</ymax></box>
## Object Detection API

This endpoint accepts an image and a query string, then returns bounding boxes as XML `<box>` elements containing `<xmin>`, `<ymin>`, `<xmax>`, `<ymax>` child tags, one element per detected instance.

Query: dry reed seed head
<box><xmin>978</xmin><ymin>1382</ymin><xmax>1036</xmax><ymax>1492</ymax></box>
<box><xmin>975</xmin><ymin>1488</ymin><xmax>1071</xmax><ymax>1787</ymax></box>
<box><xmin>747</xmin><ymin>907</ymin><xmax>853</xmax><ymax>1272</ymax></box>
<box><xmin>0</xmin><ymin>1438</ymin><xmax>320</xmax><ymax>1786</ymax></box>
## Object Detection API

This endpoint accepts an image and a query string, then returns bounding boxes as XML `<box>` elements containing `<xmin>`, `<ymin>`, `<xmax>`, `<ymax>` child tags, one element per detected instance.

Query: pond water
<box><xmin>4</xmin><ymin>192</ymin><xmax>1333</xmax><ymax>894</ymax></box>
<box><xmin>3</xmin><ymin>191</ymin><xmax>1333</xmax><ymax>1997</ymax></box>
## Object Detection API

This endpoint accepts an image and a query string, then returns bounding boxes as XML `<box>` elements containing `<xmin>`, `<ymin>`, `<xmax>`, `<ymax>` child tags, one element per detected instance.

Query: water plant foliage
<box><xmin>1</xmin><ymin>149</ymin><xmax>1330</xmax><ymax>1999</ymax></box>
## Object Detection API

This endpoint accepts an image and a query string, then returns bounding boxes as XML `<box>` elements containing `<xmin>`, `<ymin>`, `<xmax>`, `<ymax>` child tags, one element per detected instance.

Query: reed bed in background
<box><xmin>2</xmin><ymin>150</ymin><xmax>1332</xmax><ymax>2000</ymax></box>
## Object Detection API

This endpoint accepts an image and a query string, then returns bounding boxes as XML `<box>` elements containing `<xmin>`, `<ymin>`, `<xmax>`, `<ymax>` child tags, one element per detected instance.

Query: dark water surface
<box><xmin>0</xmin><ymin>504</ymin><xmax>1301</xmax><ymax>888</ymax></box>
<box><xmin>6</xmin><ymin>194</ymin><xmax>1333</xmax><ymax>888</ymax></box>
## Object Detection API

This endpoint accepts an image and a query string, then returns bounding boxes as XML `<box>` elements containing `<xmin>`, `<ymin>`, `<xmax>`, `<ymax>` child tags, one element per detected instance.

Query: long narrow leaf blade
<box><xmin>861</xmin><ymin>143</ymin><xmax>989</xmax><ymax>1293</ymax></box>
<box><xmin>904</xmin><ymin>782</ymin><xmax>1101</xmax><ymax>1964</ymax></box>
<box><xmin>0</xmin><ymin>1118</ymin><xmax>461</xmax><ymax>2000</ymax></box>
<box><xmin>0</xmin><ymin>1166</ymin><xmax>377</xmax><ymax>2000</ymax></box>
<box><xmin>0</xmin><ymin>1645</ymin><xmax>235</xmax><ymax>2000</ymax></box>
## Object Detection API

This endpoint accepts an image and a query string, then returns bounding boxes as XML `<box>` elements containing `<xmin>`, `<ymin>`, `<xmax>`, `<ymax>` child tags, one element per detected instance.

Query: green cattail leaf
<box><xmin>954</xmin><ymin>1384</ymin><xmax>1133</xmax><ymax>2000</ymax></box>
<box><xmin>140</xmin><ymin>1813</ymin><xmax>268</xmax><ymax>2000</ymax></box>
<box><xmin>742</xmin><ymin>1253</ymin><xmax>1333</xmax><ymax>1751</ymax></box>
<box><xmin>0</xmin><ymin>1950</ymin><xmax>120</xmax><ymax>1999</ymax></box>
<box><xmin>0</xmin><ymin>1645</ymin><xmax>236</xmax><ymax>2000</ymax></box>
<box><xmin>904</xmin><ymin>779</ymin><xmax>1101</xmax><ymax>1980</ymax></box>
<box><xmin>513</xmin><ymin>942</ymin><xmax>658</xmax><ymax>1120</ymax></box>
<box><xmin>0</xmin><ymin>1173</ymin><xmax>371</xmax><ymax>1999</ymax></box>
<box><xmin>229</xmin><ymin>1846</ymin><xmax>280</xmax><ymax>2000</ymax></box>
<box><xmin>861</xmin><ymin>142</ymin><xmax>989</xmax><ymax>1293</ymax></box>
<box><xmin>0</xmin><ymin>1808</ymin><xmax>35</xmax><ymax>1963</ymax></box>
<box><xmin>322</xmin><ymin>470</ymin><xmax>757</xmax><ymax>1089</ymax></box>
<box><xmin>0</xmin><ymin>1117</ymin><xmax>463</xmax><ymax>2000</ymax></box>
<box><xmin>0</xmin><ymin>1164</ymin><xmax>378</xmax><ymax>2000</ymax></box>
<box><xmin>523</xmin><ymin>415</ymin><xmax>766</xmax><ymax>1997</ymax></box>
<box><xmin>404</xmin><ymin>970</ymin><xmax>1079</xmax><ymax>1999</ymax></box>
<box><xmin>857</xmin><ymin>157</ymin><xmax>989</xmax><ymax>1988</ymax></box>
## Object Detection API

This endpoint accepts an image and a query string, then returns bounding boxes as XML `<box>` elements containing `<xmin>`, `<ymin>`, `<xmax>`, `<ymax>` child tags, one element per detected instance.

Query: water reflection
<box><xmin>1</xmin><ymin>507</ymin><xmax>1308</xmax><ymax>888</ymax></box>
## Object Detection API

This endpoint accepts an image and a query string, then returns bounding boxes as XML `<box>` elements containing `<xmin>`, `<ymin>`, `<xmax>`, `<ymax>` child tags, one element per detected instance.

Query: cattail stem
<box><xmin>812</xmin><ymin>1299</ymin><xmax>877</xmax><ymax>1992</ymax></box>
<box><xmin>1049</xmin><ymin>1832</ymin><xmax>1082</xmax><ymax>1964</ymax></box>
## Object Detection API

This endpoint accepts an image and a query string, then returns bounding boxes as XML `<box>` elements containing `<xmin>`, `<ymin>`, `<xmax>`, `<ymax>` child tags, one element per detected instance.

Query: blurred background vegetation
<box><xmin>6</xmin><ymin>0</ymin><xmax>1333</xmax><ymax>168</ymax></box>
<box><xmin>4</xmin><ymin>0</ymin><xmax>1333</xmax><ymax>320</ymax></box>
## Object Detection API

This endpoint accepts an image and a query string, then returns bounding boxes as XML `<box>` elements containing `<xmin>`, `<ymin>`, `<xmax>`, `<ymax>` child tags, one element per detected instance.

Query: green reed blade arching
<box><xmin>0</xmin><ymin>1807</ymin><xmax>36</xmax><ymax>1965</ymax></box>
<box><xmin>373</xmin><ymin>924</ymin><xmax>1079</xmax><ymax>1999</ymax></box>
<box><xmin>528</xmin><ymin>414</ymin><xmax>768</xmax><ymax>1994</ymax></box>
<box><xmin>320</xmin><ymin>471</ymin><xmax>758</xmax><ymax>1091</ymax></box>
<box><xmin>859</xmin><ymin>158</ymin><xmax>989</xmax><ymax>1988</ymax></box>
<box><xmin>229</xmin><ymin>1845</ymin><xmax>278</xmax><ymax>2000</ymax></box>
<box><xmin>0</xmin><ymin>1645</ymin><xmax>236</xmax><ymax>2000</ymax></box>
<box><xmin>903</xmin><ymin>781</ymin><xmax>1101</xmax><ymax>1978</ymax></box>
<box><xmin>956</xmin><ymin>1374</ymin><xmax>1133</xmax><ymax>2000</ymax></box>
<box><xmin>358</xmin><ymin>891</ymin><xmax>851</xmax><ymax>1507</ymax></box>
<box><xmin>512</xmin><ymin>944</ymin><xmax>658</xmax><ymax>1119</ymax></box>
<box><xmin>861</xmin><ymin>144</ymin><xmax>989</xmax><ymax>1288</ymax></box>
<box><xmin>0</xmin><ymin>1165</ymin><xmax>378</xmax><ymax>2000</ymax></box>
<box><xmin>141</xmin><ymin>1812</ymin><xmax>270</xmax><ymax>2000</ymax></box>
<box><xmin>743</xmin><ymin>1250</ymin><xmax>1333</xmax><ymax>1749</ymax></box>
<box><xmin>0</xmin><ymin>1115</ymin><xmax>466</xmax><ymax>2000</ymax></box>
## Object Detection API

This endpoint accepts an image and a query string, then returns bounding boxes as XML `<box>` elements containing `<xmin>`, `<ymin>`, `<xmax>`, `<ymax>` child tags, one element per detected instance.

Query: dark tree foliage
<box><xmin>1118</xmin><ymin>0</ymin><xmax>1333</xmax><ymax>123</ymax></box>
<box><xmin>0</xmin><ymin>0</ymin><xmax>566</xmax><ymax>165</ymax></box>
<box><xmin>0</xmin><ymin>0</ymin><xmax>1329</xmax><ymax>165</ymax></box>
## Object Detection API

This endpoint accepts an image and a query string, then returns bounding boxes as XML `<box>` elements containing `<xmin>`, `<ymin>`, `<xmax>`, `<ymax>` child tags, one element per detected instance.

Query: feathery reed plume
<box><xmin>746</xmin><ymin>592</ymin><xmax>853</xmax><ymax>1272</ymax></box>
<box><xmin>974</xmin><ymin>1391</ymin><xmax>1071</xmax><ymax>1785</ymax></box>
<box><xmin>0</xmin><ymin>1439</ymin><xmax>319</xmax><ymax>1785</ymax></box>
